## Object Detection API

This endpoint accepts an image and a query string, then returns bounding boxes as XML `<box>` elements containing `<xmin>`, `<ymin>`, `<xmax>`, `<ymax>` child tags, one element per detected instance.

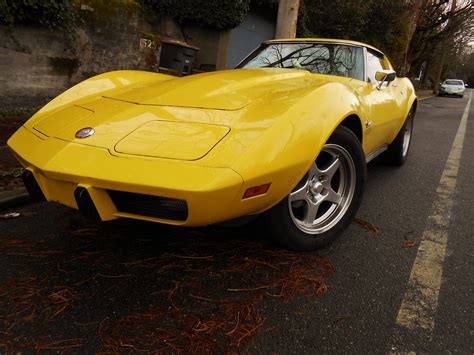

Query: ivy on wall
<box><xmin>0</xmin><ymin>0</ymin><xmax>278</xmax><ymax>33</ymax></box>
<box><xmin>0</xmin><ymin>0</ymin><xmax>79</xmax><ymax>30</ymax></box>
<box><xmin>140</xmin><ymin>0</ymin><xmax>278</xmax><ymax>30</ymax></box>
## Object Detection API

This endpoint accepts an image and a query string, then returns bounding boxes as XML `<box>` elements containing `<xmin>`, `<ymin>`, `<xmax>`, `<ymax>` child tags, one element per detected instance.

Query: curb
<box><xmin>418</xmin><ymin>95</ymin><xmax>435</xmax><ymax>101</ymax></box>
<box><xmin>0</xmin><ymin>188</ymin><xmax>30</xmax><ymax>211</ymax></box>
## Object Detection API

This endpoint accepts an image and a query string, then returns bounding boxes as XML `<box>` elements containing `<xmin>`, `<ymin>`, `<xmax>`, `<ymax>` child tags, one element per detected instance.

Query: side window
<box><xmin>331</xmin><ymin>45</ymin><xmax>364</xmax><ymax>81</ymax></box>
<box><xmin>366</xmin><ymin>50</ymin><xmax>384</xmax><ymax>84</ymax></box>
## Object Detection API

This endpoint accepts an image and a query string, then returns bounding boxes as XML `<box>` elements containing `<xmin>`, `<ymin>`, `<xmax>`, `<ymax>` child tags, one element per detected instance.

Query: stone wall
<box><xmin>0</xmin><ymin>25</ymin><xmax>74</xmax><ymax>105</ymax></box>
<box><xmin>72</xmin><ymin>7</ymin><xmax>159</xmax><ymax>82</ymax></box>
<box><xmin>0</xmin><ymin>7</ymin><xmax>226</xmax><ymax>112</ymax></box>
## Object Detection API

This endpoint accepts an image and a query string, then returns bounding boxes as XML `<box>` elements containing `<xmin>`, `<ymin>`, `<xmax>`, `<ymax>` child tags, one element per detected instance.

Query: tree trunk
<box><xmin>275</xmin><ymin>0</ymin><xmax>300</xmax><ymax>39</ymax></box>
<box><xmin>432</xmin><ymin>0</ymin><xmax>457</xmax><ymax>94</ymax></box>
<box><xmin>403</xmin><ymin>0</ymin><xmax>424</xmax><ymax>76</ymax></box>
<box><xmin>433</xmin><ymin>45</ymin><xmax>447</xmax><ymax>94</ymax></box>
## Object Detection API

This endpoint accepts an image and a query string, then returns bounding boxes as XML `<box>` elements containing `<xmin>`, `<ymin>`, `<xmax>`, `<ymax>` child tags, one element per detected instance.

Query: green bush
<box><xmin>0</xmin><ymin>0</ymin><xmax>78</xmax><ymax>30</ymax></box>
<box><xmin>298</xmin><ymin>0</ymin><xmax>411</xmax><ymax>68</ymax></box>
<box><xmin>141</xmin><ymin>0</ymin><xmax>277</xmax><ymax>30</ymax></box>
<box><xmin>141</xmin><ymin>0</ymin><xmax>249</xmax><ymax>30</ymax></box>
<box><xmin>0</xmin><ymin>0</ymin><xmax>276</xmax><ymax>33</ymax></box>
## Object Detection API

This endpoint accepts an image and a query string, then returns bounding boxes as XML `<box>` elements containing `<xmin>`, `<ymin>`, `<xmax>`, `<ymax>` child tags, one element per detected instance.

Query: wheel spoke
<box><xmin>289</xmin><ymin>185</ymin><xmax>307</xmax><ymax>202</ymax></box>
<box><xmin>304</xmin><ymin>201</ymin><xmax>319</xmax><ymax>225</ymax></box>
<box><xmin>287</xmin><ymin>141</ymin><xmax>357</xmax><ymax>235</ymax></box>
<box><xmin>325</xmin><ymin>187</ymin><xmax>342</xmax><ymax>204</ymax></box>
<box><xmin>322</xmin><ymin>157</ymin><xmax>340</xmax><ymax>179</ymax></box>
<box><xmin>308</xmin><ymin>161</ymin><xmax>320</xmax><ymax>178</ymax></box>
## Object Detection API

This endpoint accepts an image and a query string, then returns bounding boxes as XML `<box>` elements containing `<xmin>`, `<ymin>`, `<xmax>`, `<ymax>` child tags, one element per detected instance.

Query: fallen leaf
<box><xmin>335</xmin><ymin>314</ymin><xmax>352</xmax><ymax>322</ymax></box>
<box><xmin>20</xmin><ymin>211</ymin><xmax>37</xmax><ymax>217</ymax></box>
<box><xmin>316</xmin><ymin>282</ymin><xmax>329</xmax><ymax>295</ymax></box>
<box><xmin>70</xmin><ymin>228</ymin><xmax>99</xmax><ymax>236</ymax></box>
<box><xmin>403</xmin><ymin>240</ymin><xmax>417</xmax><ymax>248</ymax></box>
<box><xmin>353</xmin><ymin>218</ymin><xmax>380</xmax><ymax>234</ymax></box>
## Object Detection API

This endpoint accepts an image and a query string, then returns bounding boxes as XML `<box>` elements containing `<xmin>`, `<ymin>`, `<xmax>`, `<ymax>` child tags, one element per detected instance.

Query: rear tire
<box><xmin>384</xmin><ymin>108</ymin><xmax>414</xmax><ymax>166</ymax></box>
<box><xmin>265</xmin><ymin>126</ymin><xmax>366</xmax><ymax>251</ymax></box>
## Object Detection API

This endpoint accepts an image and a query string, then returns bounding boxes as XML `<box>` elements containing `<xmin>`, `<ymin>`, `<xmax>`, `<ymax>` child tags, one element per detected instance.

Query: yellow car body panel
<box><xmin>8</xmin><ymin>38</ymin><xmax>417</xmax><ymax>226</ymax></box>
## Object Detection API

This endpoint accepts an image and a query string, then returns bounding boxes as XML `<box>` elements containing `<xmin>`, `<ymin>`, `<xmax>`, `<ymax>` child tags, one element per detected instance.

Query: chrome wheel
<box><xmin>288</xmin><ymin>144</ymin><xmax>356</xmax><ymax>234</ymax></box>
<box><xmin>402</xmin><ymin>114</ymin><xmax>413</xmax><ymax>157</ymax></box>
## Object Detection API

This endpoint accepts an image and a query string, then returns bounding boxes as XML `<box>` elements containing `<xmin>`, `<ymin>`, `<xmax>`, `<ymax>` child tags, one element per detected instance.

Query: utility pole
<box><xmin>275</xmin><ymin>0</ymin><xmax>300</xmax><ymax>39</ymax></box>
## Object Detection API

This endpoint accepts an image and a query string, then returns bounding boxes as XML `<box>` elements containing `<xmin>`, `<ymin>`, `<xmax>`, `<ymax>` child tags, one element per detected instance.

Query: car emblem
<box><xmin>75</xmin><ymin>127</ymin><xmax>95</xmax><ymax>139</ymax></box>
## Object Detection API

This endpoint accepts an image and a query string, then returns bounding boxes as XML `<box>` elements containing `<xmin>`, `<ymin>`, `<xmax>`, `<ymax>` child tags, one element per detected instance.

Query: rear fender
<box><xmin>388</xmin><ymin>77</ymin><xmax>417</xmax><ymax>142</ymax></box>
<box><xmin>400</xmin><ymin>77</ymin><xmax>417</xmax><ymax>121</ymax></box>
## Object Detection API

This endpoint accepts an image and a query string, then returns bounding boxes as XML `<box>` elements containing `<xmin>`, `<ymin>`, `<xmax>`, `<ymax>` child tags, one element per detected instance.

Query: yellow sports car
<box><xmin>8</xmin><ymin>38</ymin><xmax>416</xmax><ymax>250</ymax></box>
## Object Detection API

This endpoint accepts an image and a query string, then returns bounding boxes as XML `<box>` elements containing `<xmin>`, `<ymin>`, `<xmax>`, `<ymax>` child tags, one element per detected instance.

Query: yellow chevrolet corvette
<box><xmin>8</xmin><ymin>38</ymin><xmax>416</xmax><ymax>250</ymax></box>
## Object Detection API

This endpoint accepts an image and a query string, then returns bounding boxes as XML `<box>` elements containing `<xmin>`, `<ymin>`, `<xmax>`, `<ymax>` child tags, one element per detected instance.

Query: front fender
<box><xmin>231</xmin><ymin>82</ymin><xmax>363</xmax><ymax>213</ymax></box>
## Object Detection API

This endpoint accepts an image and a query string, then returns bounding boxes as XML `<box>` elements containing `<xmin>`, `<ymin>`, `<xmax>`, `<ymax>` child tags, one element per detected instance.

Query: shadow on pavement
<box><xmin>0</xmin><ymin>205</ymin><xmax>333</xmax><ymax>352</ymax></box>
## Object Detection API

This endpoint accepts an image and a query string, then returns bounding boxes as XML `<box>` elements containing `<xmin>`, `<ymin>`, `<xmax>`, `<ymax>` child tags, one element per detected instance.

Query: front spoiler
<box><xmin>8</xmin><ymin>127</ymin><xmax>274</xmax><ymax>226</ymax></box>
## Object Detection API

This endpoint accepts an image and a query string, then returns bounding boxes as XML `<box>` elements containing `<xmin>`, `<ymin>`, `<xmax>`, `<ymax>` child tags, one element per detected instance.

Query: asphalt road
<box><xmin>1</xmin><ymin>91</ymin><xmax>473</xmax><ymax>353</ymax></box>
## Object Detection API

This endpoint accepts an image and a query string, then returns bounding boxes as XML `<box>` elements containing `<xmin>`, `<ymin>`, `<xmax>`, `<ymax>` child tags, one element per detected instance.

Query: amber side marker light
<box><xmin>242</xmin><ymin>183</ymin><xmax>271</xmax><ymax>199</ymax></box>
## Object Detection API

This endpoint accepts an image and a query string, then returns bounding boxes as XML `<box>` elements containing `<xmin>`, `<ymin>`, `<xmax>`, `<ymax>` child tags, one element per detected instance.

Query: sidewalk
<box><xmin>0</xmin><ymin>188</ymin><xmax>29</xmax><ymax>211</ymax></box>
<box><xmin>416</xmin><ymin>89</ymin><xmax>435</xmax><ymax>100</ymax></box>
<box><xmin>0</xmin><ymin>115</ymin><xmax>26</xmax><ymax>211</ymax></box>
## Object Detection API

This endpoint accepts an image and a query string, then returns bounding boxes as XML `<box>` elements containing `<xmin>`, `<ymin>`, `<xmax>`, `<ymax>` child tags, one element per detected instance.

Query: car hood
<box><xmin>103</xmin><ymin>68</ymin><xmax>316</xmax><ymax>111</ymax></box>
<box><xmin>28</xmin><ymin>69</ymin><xmax>349</xmax><ymax>161</ymax></box>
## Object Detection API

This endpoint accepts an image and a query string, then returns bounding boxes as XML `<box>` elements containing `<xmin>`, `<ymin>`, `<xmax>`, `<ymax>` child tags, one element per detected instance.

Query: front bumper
<box><xmin>8</xmin><ymin>127</ymin><xmax>272</xmax><ymax>226</ymax></box>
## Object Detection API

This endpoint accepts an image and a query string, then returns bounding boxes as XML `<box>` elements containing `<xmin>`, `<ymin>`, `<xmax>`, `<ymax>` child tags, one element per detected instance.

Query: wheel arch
<box><xmin>403</xmin><ymin>76</ymin><xmax>418</xmax><ymax>122</ymax></box>
<box><xmin>338</xmin><ymin>114</ymin><xmax>363</xmax><ymax>144</ymax></box>
<box><xmin>396</xmin><ymin>97</ymin><xmax>418</xmax><ymax>139</ymax></box>
<box><xmin>411</xmin><ymin>98</ymin><xmax>418</xmax><ymax>116</ymax></box>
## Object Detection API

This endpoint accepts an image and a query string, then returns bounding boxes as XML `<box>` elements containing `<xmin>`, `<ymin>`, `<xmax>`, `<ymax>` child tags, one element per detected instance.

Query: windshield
<box><xmin>238</xmin><ymin>42</ymin><xmax>364</xmax><ymax>81</ymax></box>
<box><xmin>444</xmin><ymin>80</ymin><xmax>464</xmax><ymax>86</ymax></box>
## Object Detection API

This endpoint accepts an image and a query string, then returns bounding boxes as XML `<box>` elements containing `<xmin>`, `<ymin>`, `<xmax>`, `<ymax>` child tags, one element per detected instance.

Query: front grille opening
<box><xmin>75</xmin><ymin>187</ymin><xmax>101</xmax><ymax>221</ymax></box>
<box><xmin>108</xmin><ymin>190</ymin><xmax>188</xmax><ymax>221</ymax></box>
<box><xmin>21</xmin><ymin>170</ymin><xmax>46</xmax><ymax>202</ymax></box>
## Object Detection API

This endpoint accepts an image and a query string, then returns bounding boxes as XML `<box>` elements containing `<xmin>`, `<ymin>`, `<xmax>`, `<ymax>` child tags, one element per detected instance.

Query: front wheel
<box><xmin>265</xmin><ymin>126</ymin><xmax>366</xmax><ymax>251</ymax></box>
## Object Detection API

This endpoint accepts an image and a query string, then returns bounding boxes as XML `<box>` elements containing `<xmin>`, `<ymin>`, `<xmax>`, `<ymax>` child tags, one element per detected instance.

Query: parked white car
<box><xmin>439</xmin><ymin>79</ymin><xmax>466</xmax><ymax>98</ymax></box>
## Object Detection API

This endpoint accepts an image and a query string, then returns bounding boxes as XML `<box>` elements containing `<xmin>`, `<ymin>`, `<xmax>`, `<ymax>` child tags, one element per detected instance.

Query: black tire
<box><xmin>384</xmin><ymin>108</ymin><xmax>415</xmax><ymax>166</ymax></box>
<box><xmin>265</xmin><ymin>126</ymin><xmax>366</xmax><ymax>251</ymax></box>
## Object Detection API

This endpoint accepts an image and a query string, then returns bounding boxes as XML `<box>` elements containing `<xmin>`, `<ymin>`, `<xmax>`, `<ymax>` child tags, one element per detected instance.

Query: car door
<box><xmin>359</xmin><ymin>49</ymin><xmax>401</xmax><ymax>155</ymax></box>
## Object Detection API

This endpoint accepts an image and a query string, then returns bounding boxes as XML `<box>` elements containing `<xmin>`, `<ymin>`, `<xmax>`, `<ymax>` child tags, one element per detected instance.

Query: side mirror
<box><xmin>375</xmin><ymin>70</ymin><xmax>396</xmax><ymax>89</ymax></box>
